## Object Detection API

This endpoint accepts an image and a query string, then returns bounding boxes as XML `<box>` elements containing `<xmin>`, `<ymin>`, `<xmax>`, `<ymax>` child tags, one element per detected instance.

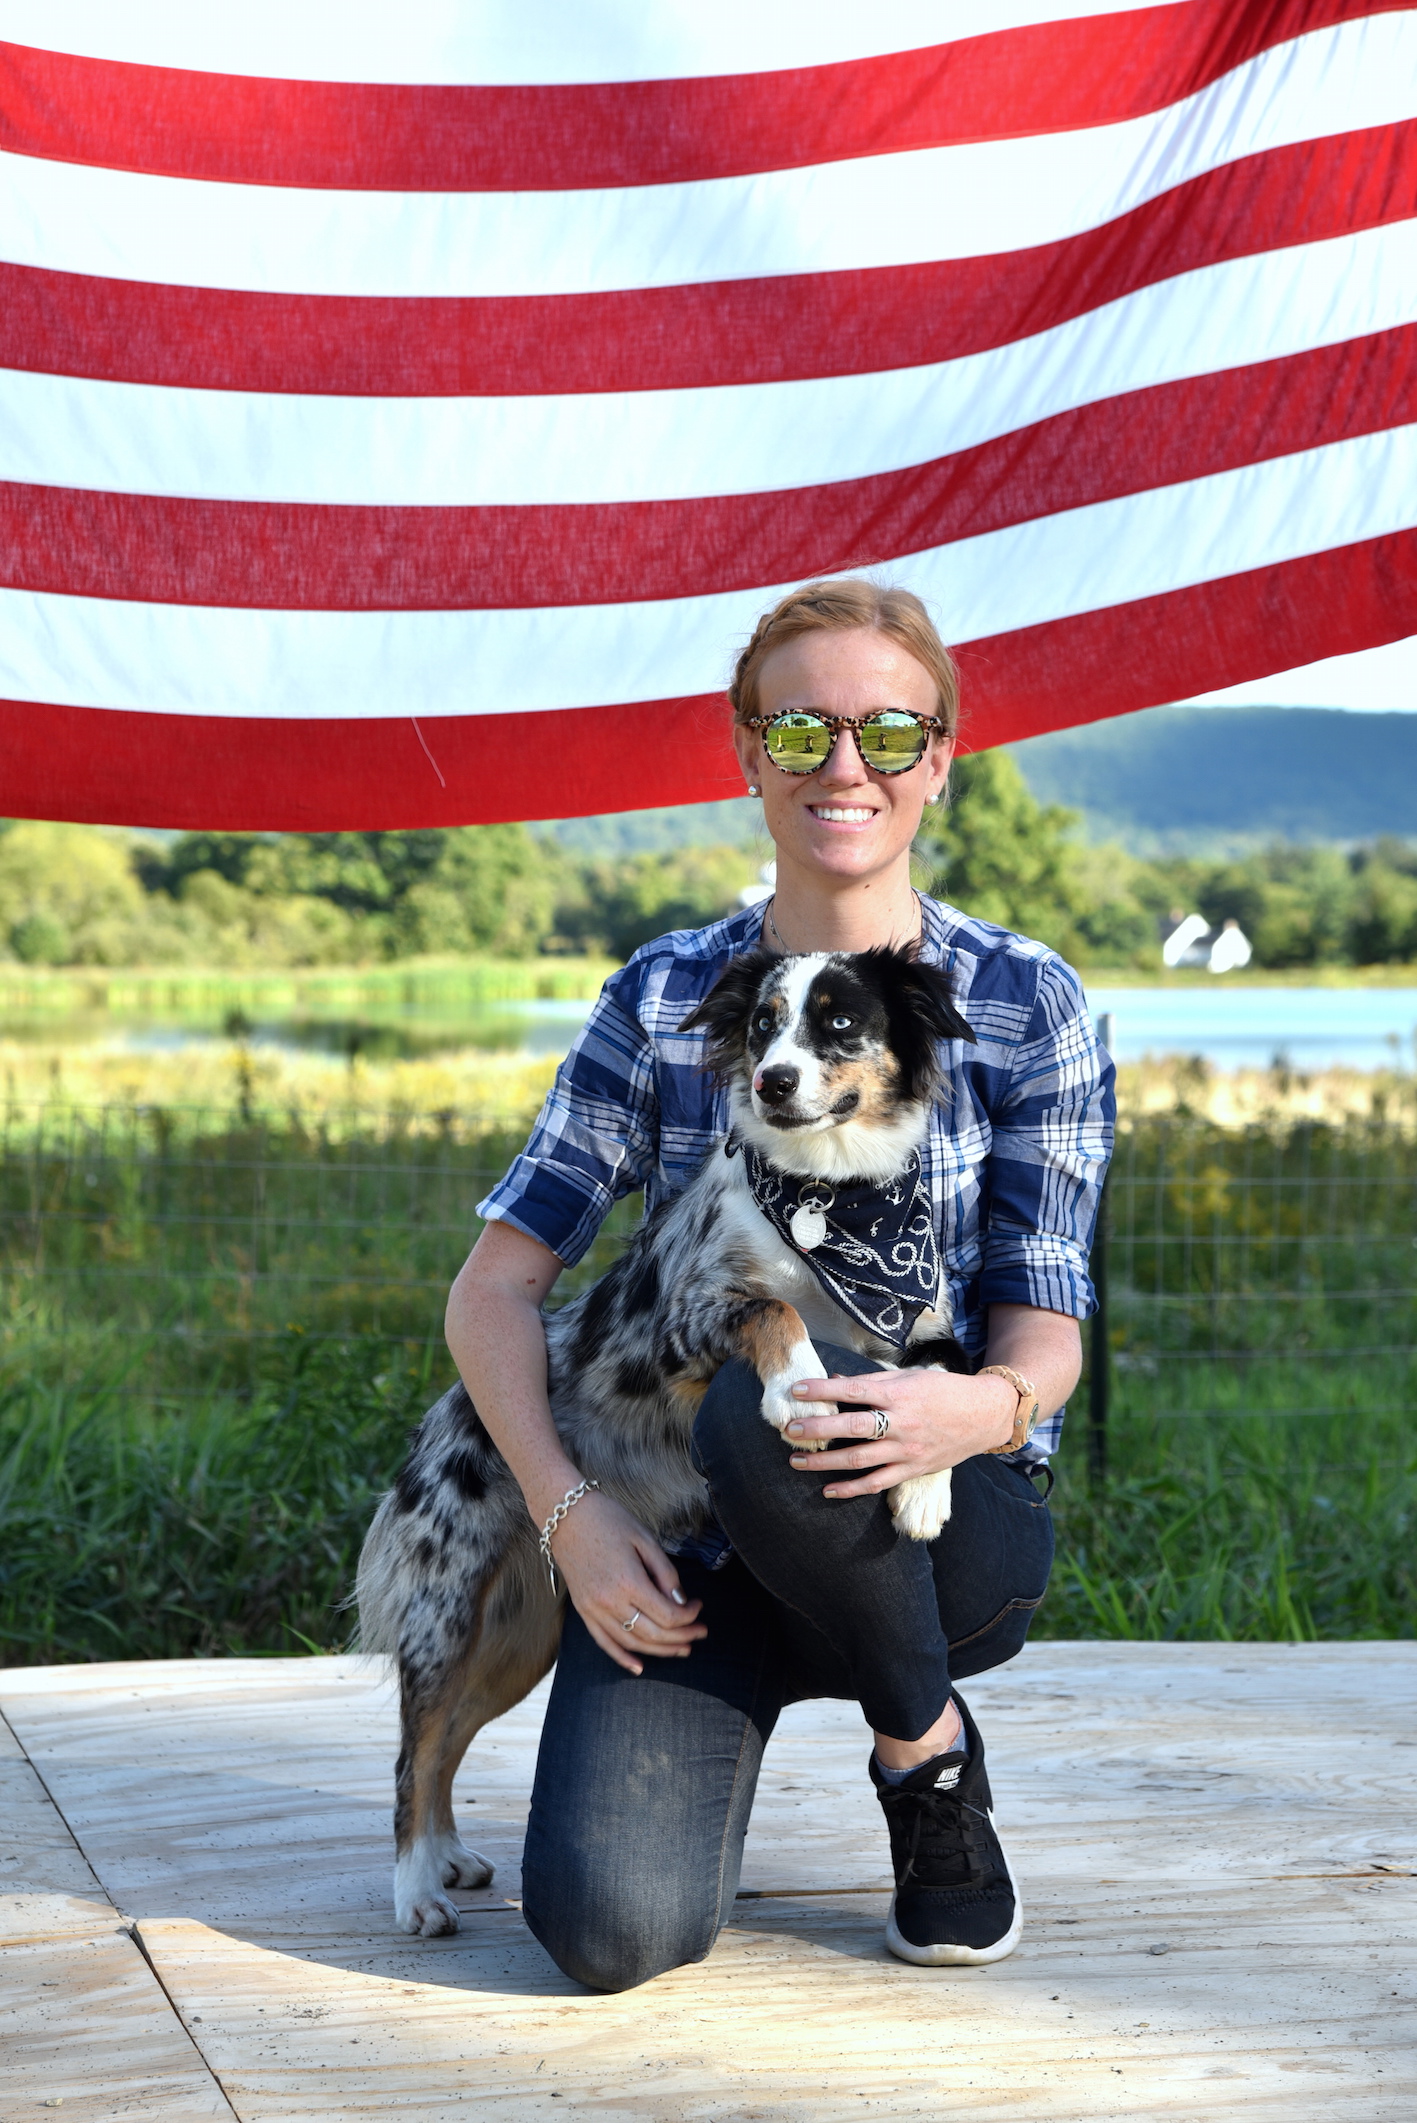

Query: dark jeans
<box><xmin>520</xmin><ymin>1345</ymin><xmax>1054</xmax><ymax>1991</ymax></box>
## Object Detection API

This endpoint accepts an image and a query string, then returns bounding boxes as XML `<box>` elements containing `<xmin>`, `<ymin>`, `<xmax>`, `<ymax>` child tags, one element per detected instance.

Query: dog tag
<box><xmin>790</xmin><ymin>1203</ymin><xmax>828</xmax><ymax>1250</ymax></box>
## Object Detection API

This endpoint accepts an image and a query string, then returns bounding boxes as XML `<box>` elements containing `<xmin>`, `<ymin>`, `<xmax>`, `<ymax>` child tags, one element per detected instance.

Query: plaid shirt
<box><xmin>479</xmin><ymin>896</ymin><xmax>1115</xmax><ymax>1461</ymax></box>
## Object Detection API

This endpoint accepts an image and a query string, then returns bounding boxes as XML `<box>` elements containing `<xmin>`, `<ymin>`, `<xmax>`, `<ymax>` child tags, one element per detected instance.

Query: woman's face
<box><xmin>732</xmin><ymin>627</ymin><xmax>953</xmax><ymax>888</ymax></box>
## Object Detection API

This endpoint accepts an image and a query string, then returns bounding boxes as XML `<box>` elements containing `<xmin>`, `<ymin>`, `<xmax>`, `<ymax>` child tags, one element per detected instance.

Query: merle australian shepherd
<box><xmin>357</xmin><ymin>944</ymin><xmax>975</xmax><ymax>1936</ymax></box>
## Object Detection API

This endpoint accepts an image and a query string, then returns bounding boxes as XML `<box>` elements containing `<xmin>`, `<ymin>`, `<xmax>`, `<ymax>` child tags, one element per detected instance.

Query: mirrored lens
<box><xmin>857</xmin><ymin>712</ymin><xmax>928</xmax><ymax>772</ymax></box>
<box><xmin>762</xmin><ymin>713</ymin><xmax>835</xmax><ymax>772</ymax></box>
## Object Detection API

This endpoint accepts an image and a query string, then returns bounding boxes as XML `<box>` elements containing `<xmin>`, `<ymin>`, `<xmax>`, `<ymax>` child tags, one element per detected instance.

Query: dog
<box><xmin>356</xmin><ymin>943</ymin><xmax>976</xmax><ymax>1936</ymax></box>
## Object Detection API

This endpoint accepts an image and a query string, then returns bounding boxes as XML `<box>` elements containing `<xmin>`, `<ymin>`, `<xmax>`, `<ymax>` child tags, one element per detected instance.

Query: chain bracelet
<box><xmin>538</xmin><ymin>1478</ymin><xmax>600</xmax><ymax>1593</ymax></box>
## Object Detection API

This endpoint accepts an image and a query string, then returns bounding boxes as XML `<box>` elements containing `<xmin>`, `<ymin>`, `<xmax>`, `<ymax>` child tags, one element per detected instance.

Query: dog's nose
<box><xmin>755</xmin><ymin>1063</ymin><xmax>800</xmax><ymax>1105</ymax></box>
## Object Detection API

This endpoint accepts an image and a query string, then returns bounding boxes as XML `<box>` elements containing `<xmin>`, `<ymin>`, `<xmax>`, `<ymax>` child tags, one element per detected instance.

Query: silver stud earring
<box><xmin>747</xmin><ymin>785</ymin><xmax>760</xmax><ymax>798</ymax></box>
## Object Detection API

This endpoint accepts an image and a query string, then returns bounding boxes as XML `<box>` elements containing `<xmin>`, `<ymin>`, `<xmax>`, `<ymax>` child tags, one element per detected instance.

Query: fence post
<box><xmin>1089</xmin><ymin>1012</ymin><xmax>1114</xmax><ymax>1485</ymax></box>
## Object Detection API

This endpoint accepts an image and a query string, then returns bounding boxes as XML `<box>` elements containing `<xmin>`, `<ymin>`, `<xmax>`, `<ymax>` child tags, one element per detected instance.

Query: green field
<box><xmin>0</xmin><ymin>1098</ymin><xmax>1412</xmax><ymax>1664</ymax></box>
<box><xmin>0</xmin><ymin>952</ymin><xmax>617</xmax><ymax>1028</ymax></box>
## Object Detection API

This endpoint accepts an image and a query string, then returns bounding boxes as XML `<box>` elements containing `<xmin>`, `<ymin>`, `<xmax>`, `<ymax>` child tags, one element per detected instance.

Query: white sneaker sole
<box><xmin>883</xmin><ymin>1812</ymin><xmax>1022</xmax><ymax>1967</ymax></box>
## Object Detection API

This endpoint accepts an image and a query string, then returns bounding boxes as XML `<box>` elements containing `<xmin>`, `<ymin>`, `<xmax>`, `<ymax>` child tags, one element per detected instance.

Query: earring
<box><xmin>747</xmin><ymin>786</ymin><xmax>760</xmax><ymax>798</ymax></box>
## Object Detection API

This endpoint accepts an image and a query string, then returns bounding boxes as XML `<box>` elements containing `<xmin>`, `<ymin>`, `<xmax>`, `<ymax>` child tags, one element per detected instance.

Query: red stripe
<box><xmin>956</xmin><ymin>529</ymin><xmax>1417</xmax><ymax>749</ymax></box>
<box><xmin>0</xmin><ymin>693</ymin><xmax>745</xmax><ymax>830</ymax></box>
<box><xmin>0</xmin><ymin>3</ymin><xmax>1401</xmax><ymax>192</ymax></box>
<box><xmin>3</xmin><ymin>123</ymin><xmax>1411</xmax><ymax>399</ymax></box>
<box><xmin>5</xmin><ymin>330</ymin><xmax>1412</xmax><ymax>610</ymax></box>
<box><xmin>1</xmin><ymin>533</ymin><xmax>1413</xmax><ymax>830</ymax></box>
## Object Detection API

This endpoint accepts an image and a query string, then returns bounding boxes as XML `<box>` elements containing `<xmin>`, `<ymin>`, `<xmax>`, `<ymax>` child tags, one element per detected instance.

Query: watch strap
<box><xmin>979</xmin><ymin>1364</ymin><xmax>1041</xmax><ymax>1454</ymax></box>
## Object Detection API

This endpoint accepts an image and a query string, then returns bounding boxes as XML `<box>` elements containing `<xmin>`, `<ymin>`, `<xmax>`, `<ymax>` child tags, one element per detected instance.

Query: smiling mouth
<box><xmin>808</xmin><ymin>805</ymin><xmax>876</xmax><ymax>823</ymax></box>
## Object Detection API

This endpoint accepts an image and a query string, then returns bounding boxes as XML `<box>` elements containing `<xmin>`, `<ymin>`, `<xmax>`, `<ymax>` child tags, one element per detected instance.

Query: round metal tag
<box><xmin>790</xmin><ymin>1204</ymin><xmax>828</xmax><ymax>1251</ymax></box>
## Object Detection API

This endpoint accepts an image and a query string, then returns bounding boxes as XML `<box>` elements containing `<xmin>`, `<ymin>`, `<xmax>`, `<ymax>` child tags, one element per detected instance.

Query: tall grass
<box><xmin>0</xmin><ymin>1086</ymin><xmax>1412</xmax><ymax>1662</ymax></box>
<box><xmin>0</xmin><ymin>953</ymin><xmax>618</xmax><ymax>1026</ymax></box>
<box><xmin>0</xmin><ymin>1333</ymin><xmax>430</xmax><ymax>1662</ymax></box>
<box><xmin>1041</xmin><ymin>1399</ymin><xmax>1414</xmax><ymax>1641</ymax></box>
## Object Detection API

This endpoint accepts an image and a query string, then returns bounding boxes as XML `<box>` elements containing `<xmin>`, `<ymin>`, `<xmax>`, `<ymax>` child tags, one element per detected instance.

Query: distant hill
<box><xmin>1008</xmin><ymin>707</ymin><xmax>1417</xmax><ymax>853</ymax></box>
<box><xmin>532</xmin><ymin>797</ymin><xmax>762</xmax><ymax>854</ymax></box>
<box><xmin>526</xmin><ymin>707</ymin><xmax>1417</xmax><ymax>858</ymax></box>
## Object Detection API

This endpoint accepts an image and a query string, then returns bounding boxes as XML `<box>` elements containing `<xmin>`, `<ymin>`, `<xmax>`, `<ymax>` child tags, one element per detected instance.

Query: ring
<box><xmin>873</xmin><ymin>1410</ymin><xmax>891</xmax><ymax>1440</ymax></box>
<box><xmin>622</xmin><ymin>1611</ymin><xmax>642</xmax><ymax>1633</ymax></box>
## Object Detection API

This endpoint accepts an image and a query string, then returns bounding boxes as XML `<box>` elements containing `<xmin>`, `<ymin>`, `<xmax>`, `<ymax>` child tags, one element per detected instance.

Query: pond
<box><xmin>1087</xmin><ymin>985</ymin><xmax>1417</xmax><ymax>1072</ymax></box>
<box><xmin>0</xmin><ymin>996</ymin><xmax>596</xmax><ymax>1062</ymax></box>
<box><xmin>4</xmin><ymin>984</ymin><xmax>1415</xmax><ymax>1075</ymax></box>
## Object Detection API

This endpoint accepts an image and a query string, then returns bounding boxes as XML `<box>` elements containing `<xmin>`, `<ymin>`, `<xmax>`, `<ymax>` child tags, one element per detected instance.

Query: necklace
<box><xmin>765</xmin><ymin>891</ymin><xmax>923</xmax><ymax>956</ymax></box>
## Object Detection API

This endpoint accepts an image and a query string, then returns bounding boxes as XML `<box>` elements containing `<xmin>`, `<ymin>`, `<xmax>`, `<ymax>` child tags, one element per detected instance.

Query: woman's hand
<box><xmin>546</xmin><ymin>1489</ymin><xmax>706</xmax><ymax>1675</ymax></box>
<box><xmin>784</xmin><ymin>1366</ymin><xmax>1017</xmax><ymax>1499</ymax></box>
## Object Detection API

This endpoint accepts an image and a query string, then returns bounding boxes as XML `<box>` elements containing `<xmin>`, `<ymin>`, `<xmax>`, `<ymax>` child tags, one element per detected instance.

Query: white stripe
<box><xmin>0</xmin><ymin>21</ymin><xmax>1410</xmax><ymax>297</ymax></box>
<box><xmin>1184</xmin><ymin>634</ymin><xmax>1417</xmax><ymax>712</ymax></box>
<box><xmin>2</xmin><ymin>225</ymin><xmax>1410</xmax><ymax>506</ymax></box>
<box><xmin>0</xmin><ymin>1</ymin><xmax>1193</xmax><ymax>85</ymax></box>
<box><xmin>1</xmin><ymin>426</ymin><xmax>1412</xmax><ymax>717</ymax></box>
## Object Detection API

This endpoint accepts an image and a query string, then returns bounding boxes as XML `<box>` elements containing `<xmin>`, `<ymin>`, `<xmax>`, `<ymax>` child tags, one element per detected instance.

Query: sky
<box><xmin>1181</xmin><ymin>632</ymin><xmax>1417</xmax><ymax>710</ymax></box>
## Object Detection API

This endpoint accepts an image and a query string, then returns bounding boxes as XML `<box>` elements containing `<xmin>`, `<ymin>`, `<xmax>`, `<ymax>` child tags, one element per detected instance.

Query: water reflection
<box><xmin>3</xmin><ymin>987</ymin><xmax>1414</xmax><ymax>1074</ymax></box>
<box><xmin>0</xmin><ymin>997</ymin><xmax>596</xmax><ymax>1062</ymax></box>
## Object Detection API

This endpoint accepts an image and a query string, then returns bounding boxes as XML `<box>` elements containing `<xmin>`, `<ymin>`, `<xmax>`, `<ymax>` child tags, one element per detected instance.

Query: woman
<box><xmin>448</xmin><ymin>580</ymin><xmax>1114</xmax><ymax>1989</ymax></box>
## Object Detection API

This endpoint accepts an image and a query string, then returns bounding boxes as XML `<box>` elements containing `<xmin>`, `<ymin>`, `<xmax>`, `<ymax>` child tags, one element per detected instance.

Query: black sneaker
<box><xmin>870</xmin><ymin>1694</ymin><xmax>1020</xmax><ymax>1966</ymax></box>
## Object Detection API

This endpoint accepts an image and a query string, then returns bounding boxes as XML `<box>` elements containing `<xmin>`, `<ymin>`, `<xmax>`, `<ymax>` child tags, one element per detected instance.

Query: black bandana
<box><xmin>730</xmin><ymin>1136</ymin><xmax>939</xmax><ymax>1348</ymax></box>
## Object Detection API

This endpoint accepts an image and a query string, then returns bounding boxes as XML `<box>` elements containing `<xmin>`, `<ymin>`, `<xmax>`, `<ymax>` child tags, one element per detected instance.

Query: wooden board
<box><xmin>0</xmin><ymin>1931</ymin><xmax>237</xmax><ymax>2123</ymax></box>
<box><xmin>0</xmin><ymin>1708</ymin><xmax>237</xmax><ymax>2122</ymax></box>
<box><xmin>2</xmin><ymin>1646</ymin><xmax>1413</xmax><ymax>2122</ymax></box>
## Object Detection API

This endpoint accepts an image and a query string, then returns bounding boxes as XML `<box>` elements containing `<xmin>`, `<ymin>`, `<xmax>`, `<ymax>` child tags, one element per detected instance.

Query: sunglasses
<box><xmin>744</xmin><ymin>710</ymin><xmax>944</xmax><ymax>777</ymax></box>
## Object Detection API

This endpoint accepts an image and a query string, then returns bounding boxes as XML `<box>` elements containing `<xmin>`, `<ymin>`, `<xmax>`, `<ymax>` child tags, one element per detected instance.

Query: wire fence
<box><xmin>1</xmin><ymin>1096</ymin><xmax>1413</xmax><ymax>1432</ymax></box>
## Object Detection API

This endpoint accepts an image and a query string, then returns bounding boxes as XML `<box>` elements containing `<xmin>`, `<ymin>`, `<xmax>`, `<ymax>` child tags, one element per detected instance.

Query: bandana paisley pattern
<box><xmin>732</xmin><ymin>1138</ymin><xmax>940</xmax><ymax>1347</ymax></box>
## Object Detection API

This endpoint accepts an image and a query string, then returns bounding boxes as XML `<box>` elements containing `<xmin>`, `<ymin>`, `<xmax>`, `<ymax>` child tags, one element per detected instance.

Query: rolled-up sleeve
<box><xmin>476</xmin><ymin>979</ymin><xmax>659</xmax><ymax>1268</ymax></box>
<box><xmin>976</xmin><ymin>956</ymin><xmax>1115</xmax><ymax>1318</ymax></box>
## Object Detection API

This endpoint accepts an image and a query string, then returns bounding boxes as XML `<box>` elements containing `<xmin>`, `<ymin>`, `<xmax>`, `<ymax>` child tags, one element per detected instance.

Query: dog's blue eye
<box><xmin>754</xmin><ymin>1013</ymin><xmax>772</xmax><ymax>1034</ymax></box>
<box><xmin>830</xmin><ymin>1015</ymin><xmax>854</xmax><ymax>1031</ymax></box>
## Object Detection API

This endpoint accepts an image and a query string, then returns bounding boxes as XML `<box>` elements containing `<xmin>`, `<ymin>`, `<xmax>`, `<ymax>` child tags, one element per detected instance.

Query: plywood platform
<box><xmin>2</xmin><ymin>1644</ymin><xmax>1413</xmax><ymax>2121</ymax></box>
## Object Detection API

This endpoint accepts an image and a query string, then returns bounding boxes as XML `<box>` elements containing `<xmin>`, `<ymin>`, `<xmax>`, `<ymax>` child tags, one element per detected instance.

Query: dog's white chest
<box><xmin>714</xmin><ymin>1166</ymin><xmax>879</xmax><ymax>1352</ymax></box>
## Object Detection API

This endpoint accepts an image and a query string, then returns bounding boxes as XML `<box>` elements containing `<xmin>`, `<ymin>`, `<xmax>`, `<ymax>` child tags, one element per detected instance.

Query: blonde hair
<box><xmin>728</xmin><ymin>579</ymin><xmax>959</xmax><ymax>741</ymax></box>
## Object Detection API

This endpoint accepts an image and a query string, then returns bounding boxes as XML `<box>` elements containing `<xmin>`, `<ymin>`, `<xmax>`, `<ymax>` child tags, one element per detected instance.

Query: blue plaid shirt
<box><xmin>479</xmin><ymin>896</ymin><xmax>1115</xmax><ymax>1461</ymax></box>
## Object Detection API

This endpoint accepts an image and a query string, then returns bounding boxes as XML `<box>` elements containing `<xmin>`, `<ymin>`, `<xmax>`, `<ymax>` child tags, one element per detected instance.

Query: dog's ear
<box><xmin>679</xmin><ymin>946</ymin><xmax>778</xmax><ymax>1075</ymax></box>
<box><xmin>885</xmin><ymin>953</ymin><xmax>975</xmax><ymax>1103</ymax></box>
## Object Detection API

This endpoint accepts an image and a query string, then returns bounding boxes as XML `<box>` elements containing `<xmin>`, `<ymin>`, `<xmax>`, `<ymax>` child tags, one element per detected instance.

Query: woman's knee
<box><xmin>521</xmin><ymin>1869</ymin><xmax>714</xmax><ymax>1992</ymax></box>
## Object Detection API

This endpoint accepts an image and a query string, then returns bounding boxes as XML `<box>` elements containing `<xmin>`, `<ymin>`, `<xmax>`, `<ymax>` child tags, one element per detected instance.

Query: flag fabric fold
<box><xmin>1</xmin><ymin>1</ymin><xmax>1414</xmax><ymax>827</ymax></box>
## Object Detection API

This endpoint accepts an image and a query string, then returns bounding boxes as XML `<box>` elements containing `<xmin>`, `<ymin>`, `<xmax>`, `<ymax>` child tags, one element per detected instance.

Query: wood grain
<box><xmin>2</xmin><ymin>1645</ymin><xmax>1413</xmax><ymax>2120</ymax></box>
<box><xmin>0</xmin><ymin>1707</ymin><xmax>237</xmax><ymax>2120</ymax></box>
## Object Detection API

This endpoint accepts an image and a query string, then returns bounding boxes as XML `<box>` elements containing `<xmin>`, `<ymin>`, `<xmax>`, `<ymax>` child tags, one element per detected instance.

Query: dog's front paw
<box><xmin>395</xmin><ymin>1846</ymin><xmax>468</xmax><ymax>1936</ymax></box>
<box><xmin>761</xmin><ymin>1340</ymin><xmax>831</xmax><ymax>1441</ymax></box>
<box><xmin>887</xmin><ymin>1470</ymin><xmax>953</xmax><ymax>1541</ymax></box>
<box><xmin>440</xmin><ymin>1837</ymin><xmax>493</xmax><ymax>1891</ymax></box>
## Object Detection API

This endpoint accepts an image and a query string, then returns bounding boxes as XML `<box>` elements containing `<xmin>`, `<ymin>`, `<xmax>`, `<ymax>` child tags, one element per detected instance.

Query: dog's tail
<box><xmin>352</xmin><ymin>1489</ymin><xmax>407</xmax><ymax>1656</ymax></box>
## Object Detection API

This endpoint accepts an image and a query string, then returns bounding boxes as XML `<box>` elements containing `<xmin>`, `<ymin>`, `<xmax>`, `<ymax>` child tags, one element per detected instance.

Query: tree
<box><xmin>0</xmin><ymin>822</ymin><xmax>149</xmax><ymax>963</ymax></box>
<box><xmin>913</xmin><ymin>750</ymin><xmax>1089</xmax><ymax>955</ymax></box>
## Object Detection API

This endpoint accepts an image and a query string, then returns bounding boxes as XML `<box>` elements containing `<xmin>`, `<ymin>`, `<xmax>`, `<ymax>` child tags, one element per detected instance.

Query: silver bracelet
<box><xmin>538</xmin><ymin>1479</ymin><xmax>600</xmax><ymax>1593</ymax></box>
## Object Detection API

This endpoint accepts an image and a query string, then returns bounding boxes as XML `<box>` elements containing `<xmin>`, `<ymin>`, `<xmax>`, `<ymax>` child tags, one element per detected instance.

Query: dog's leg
<box><xmin>886</xmin><ymin>1332</ymin><xmax>974</xmax><ymax>1539</ymax></box>
<box><xmin>726</xmin><ymin>1297</ymin><xmax>836</xmax><ymax>1441</ymax></box>
<box><xmin>394</xmin><ymin>1559</ymin><xmax>561</xmax><ymax>1937</ymax></box>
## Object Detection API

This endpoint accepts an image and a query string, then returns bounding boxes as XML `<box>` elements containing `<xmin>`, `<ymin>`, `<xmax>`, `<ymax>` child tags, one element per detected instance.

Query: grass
<box><xmin>3</xmin><ymin>1337</ymin><xmax>1409</xmax><ymax>1665</ymax></box>
<box><xmin>1041</xmin><ymin>1401</ymin><xmax>1414</xmax><ymax>1641</ymax></box>
<box><xmin>0</xmin><ymin>1075</ymin><xmax>1412</xmax><ymax>1663</ymax></box>
<box><xmin>0</xmin><ymin>953</ymin><xmax>619</xmax><ymax>1024</ymax></box>
<box><xmin>0</xmin><ymin>1332</ymin><xmax>433</xmax><ymax>1663</ymax></box>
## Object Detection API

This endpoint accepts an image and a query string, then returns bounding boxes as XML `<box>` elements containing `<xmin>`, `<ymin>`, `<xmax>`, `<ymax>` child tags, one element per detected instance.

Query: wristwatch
<box><xmin>979</xmin><ymin>1365</ymin><xmax>1041</xmax><ymax>1454</ymax></box>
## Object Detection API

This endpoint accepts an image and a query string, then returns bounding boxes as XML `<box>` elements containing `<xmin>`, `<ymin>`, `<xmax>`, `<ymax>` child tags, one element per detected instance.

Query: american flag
<box><xmin>1</xmin><ymin>3</ymin><xmax>1414</xmax><ymax>829</ymax></box>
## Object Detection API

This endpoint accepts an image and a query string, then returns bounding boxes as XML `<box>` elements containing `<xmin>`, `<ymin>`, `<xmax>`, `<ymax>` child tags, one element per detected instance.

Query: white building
<box><xmin>1161</xmin><ymin>912</ymin><xmax>1253</xmax><ymax>973</ymax></box>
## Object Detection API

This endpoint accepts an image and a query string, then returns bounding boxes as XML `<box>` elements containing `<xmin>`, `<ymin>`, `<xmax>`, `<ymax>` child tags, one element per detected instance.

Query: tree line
<box><xmin>2</xmin><ymin>752</ymin><xmax>1415</xmax><ymax>971</ymax></box>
